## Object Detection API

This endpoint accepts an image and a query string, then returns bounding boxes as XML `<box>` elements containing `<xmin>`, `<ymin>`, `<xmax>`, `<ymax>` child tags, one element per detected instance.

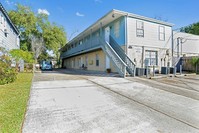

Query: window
<box><xmin>145</xmin><ymin>50</ymin><xmax>158</xmax><ymax>66</ymax></box>
<box><xmin>159</xmin><ymin>26</ymin><xmax>165</xmax><ymax>41</ymax></box>
<box><xmin>136</xmin><ymin>21</ymin><xmax>144</xmax><ymax>37</ymax></box>
<box><xmin>17</xmin><ymin>37</ymin><xmax>20</xmax><ymax>46</ymax></box>
<box><xmin>4</xmin><ymin>18</ymin><xmax>6</xmax><ymax>28</ymax></box>
<box><xmin>79</xmin><ymin>40</ymin><xmax>83</xmax><ymax>45</ymax></box>
<box><xmin>96</xmin><ymin>54</ymin><xmax>99</xmax><ymax>66</ymax></box>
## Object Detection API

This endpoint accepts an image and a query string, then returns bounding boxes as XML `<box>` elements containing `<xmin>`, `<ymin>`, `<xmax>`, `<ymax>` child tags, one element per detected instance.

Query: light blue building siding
<box><xmin>102</xmin><ymin>16</ymin><xmax>125</xmax><ymax>46</ymax></box>
<box><xmin>61</xmin><ymin>16</ymin><xmax>126</xmax><ymax>58</ymax></box>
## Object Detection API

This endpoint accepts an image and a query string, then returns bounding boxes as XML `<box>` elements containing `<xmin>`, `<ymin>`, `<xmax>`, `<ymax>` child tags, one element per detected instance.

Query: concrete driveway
<box><xmin>23</xmin><ymin>70</ymin><xmax>199</xmax><ymax>133</ymax></box>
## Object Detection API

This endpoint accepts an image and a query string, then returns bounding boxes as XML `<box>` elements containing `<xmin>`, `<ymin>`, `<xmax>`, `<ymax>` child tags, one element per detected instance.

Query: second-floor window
<box><xmin>4</xmin><ymin>18</ymin><xmax>6</xmax><ymax>28</ymax></box>
<box><xmin>159</xmin><ymin>26</ymin><xmax>165</xmax><ymax>41</ymax></box>
<box><xmin>136</xmin><ymin>20</ymin><xmax>144</xmax><ymax>37</ymax></box>
<box><xmin>79</xmin><ymin>40</ymin><xmax>83</xmax><ymax>45</ymax></box>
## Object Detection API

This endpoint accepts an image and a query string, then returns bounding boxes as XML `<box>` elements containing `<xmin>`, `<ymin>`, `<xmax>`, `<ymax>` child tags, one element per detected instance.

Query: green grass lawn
<box><xmin>0</xmin><ymin>73</ymin><xmax>33</xmax><ymax>133</ymax></box>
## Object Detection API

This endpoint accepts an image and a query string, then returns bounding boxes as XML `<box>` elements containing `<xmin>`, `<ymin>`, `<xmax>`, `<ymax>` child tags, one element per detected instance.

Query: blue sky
<box><xmin>2</xmin><ymin>0</ymin><xmax>199</xmax><ymax>40</ymax></box>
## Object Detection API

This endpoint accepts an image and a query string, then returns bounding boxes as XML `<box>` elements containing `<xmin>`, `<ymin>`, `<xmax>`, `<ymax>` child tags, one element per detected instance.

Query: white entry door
<box><xmin>105</xmin><ymin>27</ymin><xmax>110</xmax><ymax>69</ymax></box>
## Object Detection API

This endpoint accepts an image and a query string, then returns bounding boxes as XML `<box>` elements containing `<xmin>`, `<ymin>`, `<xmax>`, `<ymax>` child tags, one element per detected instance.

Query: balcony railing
<box><xmin>61</xmin><ymin>37</ymin><xmax>100</xmax><ymax>58</ymax></box>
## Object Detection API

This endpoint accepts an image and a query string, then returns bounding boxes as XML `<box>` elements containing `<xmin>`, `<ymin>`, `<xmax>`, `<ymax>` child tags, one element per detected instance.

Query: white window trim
<box><xmin>145</xmin><ymin>50</ymin><xmax>158</xmax><ymax>66</ymax></box>
<box><xmin>159</xmin><ymin>25</ymin><xmax>165</xmax><ymax>41</ymax></box>
<box><xmin>136</xmin><ymin>20</ymin><xmax>144</xmax><ymax>37</ymax></box>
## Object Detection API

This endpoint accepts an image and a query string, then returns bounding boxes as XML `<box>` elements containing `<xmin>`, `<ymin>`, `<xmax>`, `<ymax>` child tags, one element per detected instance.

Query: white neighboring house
<box><xmin>0</xmin><ymin>3</ymin><xmax>20</xmax><ymax>50</ymax></box>
<box><xmin>173</xmin><ymin>31</ymin><xmax>199</xmax><ymax>57</ymax></box>
<box><xmin>172</xmin><ymin>31</ymin><xmax>199</xmax><ymax>71</ymax></box>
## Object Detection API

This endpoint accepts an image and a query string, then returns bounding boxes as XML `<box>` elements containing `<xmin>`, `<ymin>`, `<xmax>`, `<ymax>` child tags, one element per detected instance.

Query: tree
<box><xmin>29</xmin><ymin>35</ymin><xmax>46</xmax><ymax>63</ymax></box>
<box><xmin>42</xmin><ymin>23</ymin><xmax>66</xmax><ymax>61</ymax></box>
<box><xmin>8</xmin><ymin>4</ymin><xmax>67</xmax><ymax>62</ymax></box>
<box><xmin>8</xmin><ymin>4</ymin><xmax>38</xmax><ymax>51</ymax></box>
<box><xmin>10</xmin><ymin>49</ymin><xmax>34</xmax><ymax>63</ymax></box>
<box><xmin>180</xmin><ymin>22</ymin><xmax>199</xmax><ymax>35</ymax></box>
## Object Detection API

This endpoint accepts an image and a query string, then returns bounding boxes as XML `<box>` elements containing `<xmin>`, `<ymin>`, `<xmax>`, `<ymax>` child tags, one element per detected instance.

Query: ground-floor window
<box><xmin>145</xmin><ymin>50</ymin><xmax>158</xmax><ymax>66</ymax></box>
<box><xmin>96</xmin><ymin>54</ymin><xmax>99</xmax><ymax>66</ymax></box>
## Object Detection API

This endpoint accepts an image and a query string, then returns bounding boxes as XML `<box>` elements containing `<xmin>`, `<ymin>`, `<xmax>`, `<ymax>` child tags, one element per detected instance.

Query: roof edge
<box><xmin>0</xmin><ymin>3</ymin><xmax>20</xmax><ymax>35</ymax></box>
<box><xmin>62</xmin><ymin>9</ymin><xmax>175</xmax><ymax>50</ymax></box>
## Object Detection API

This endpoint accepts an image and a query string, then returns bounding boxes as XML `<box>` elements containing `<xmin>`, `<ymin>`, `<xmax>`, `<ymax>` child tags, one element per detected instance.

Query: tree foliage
<box><xmin>10</xmin><ymin>49</ymin><xmax>34</xmax><ymax>63</ymax></box>
<box><xmin>180</xmin><ymin>22</ymin><xmax>199</xmax><ymax>35</ymax></box>
<box><xmin>8</xmin><ymin>4</ymin><xmax>38</xmax><ymax>51</ymax></box>
<box><xmin>190</xmin><ymin>57</ymin><xmax>199</xmax><ymax>74</ymax></box>
<box><xmin>8</xmin><ymin>4</ymin><xmax>67</xmax><ymax>61</ymax></box>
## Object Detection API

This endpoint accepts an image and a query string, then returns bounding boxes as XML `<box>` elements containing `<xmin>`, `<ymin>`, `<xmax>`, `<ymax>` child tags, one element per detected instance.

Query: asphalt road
<box><xmin>22</xmin><ymin>69</ymin><xmax>199</xmax><ymax>133</ymax></box>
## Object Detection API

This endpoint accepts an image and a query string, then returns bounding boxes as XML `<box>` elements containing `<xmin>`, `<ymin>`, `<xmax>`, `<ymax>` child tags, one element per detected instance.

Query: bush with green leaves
<box><xmin>0</xmin><ymin>47</ymin><xmax>17</xmax><ymax>85</ymax></box>
<box><xmin>191</xmin><ymin>57</ymin><xmax>199</xmax><ymax>74</ymax></box>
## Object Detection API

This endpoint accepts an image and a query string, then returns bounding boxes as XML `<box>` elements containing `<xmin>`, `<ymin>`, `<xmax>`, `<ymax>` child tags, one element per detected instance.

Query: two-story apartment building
<box><xmin>60</xmin><ymin>9</ymin><xmax>174</xmax><ymax>77</ymax></box>
<box><xmin>0</xmin><ymin>3</ymin><xmax>20</xmax><ymax>50</ymax></box>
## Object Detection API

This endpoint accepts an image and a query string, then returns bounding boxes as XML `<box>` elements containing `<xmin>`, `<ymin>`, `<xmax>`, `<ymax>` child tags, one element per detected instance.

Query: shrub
<box><xmin>0</xmin><ymin>47</ymin><xmax>17</xmax><ymax>85</ymax></box>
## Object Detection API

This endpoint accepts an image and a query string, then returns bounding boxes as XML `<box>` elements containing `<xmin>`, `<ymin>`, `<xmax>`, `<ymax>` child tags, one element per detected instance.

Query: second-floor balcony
<box><xmin>61</xmin><ymin>37</ymin><xmax>102</xmax><ymax>58</ymax></box>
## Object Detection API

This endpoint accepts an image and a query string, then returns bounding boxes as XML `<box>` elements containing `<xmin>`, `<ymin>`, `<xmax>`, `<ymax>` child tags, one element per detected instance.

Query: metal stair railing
<box><xmin>172</xmin><ymin>56</ymin><xmax>181</xmax><ymax>67</ymax></box>
<box><xmin>109</xmin><ymin>36</ymin><xmax>136</xmax><ymax>76</ymax></box>
<box><xmin>99</xmin><ymin>38</ymin><xmax>127</xmax><ymax>77</ymax></box>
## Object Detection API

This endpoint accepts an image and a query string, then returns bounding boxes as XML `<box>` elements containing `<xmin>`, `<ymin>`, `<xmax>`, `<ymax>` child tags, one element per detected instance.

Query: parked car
<box><xmin>41</xmin><ymin>61</ymin><xmax>52</xmax><ymax>71</ymax></box>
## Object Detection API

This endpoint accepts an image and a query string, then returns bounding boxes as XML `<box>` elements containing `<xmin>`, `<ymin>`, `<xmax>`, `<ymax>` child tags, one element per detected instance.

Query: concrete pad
<box><xmin>23</xmin><ymin>71</ymin><xmax>199</xmax><ymax>132</ymax></box>
<box><xmin>89</xmin><ymin>77</ymin><xmax>199</xmax><ymax>129</ymax></box>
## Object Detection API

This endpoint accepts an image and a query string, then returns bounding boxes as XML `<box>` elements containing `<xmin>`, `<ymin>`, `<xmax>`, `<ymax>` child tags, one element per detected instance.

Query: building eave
<box><xmin>113</xmin><ymin>9</ymin><xmax>174</xmax><ymax>27</ymax></box>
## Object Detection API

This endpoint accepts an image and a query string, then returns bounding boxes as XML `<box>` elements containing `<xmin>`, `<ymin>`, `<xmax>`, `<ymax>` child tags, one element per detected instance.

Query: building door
<box><xmin>105</xmin><ymin>26</ymin><xmax>110</xmax><ymax>69</ymax></box>
<box><xmin>85</xmin><ymin>56</ymin><xmax>88</xmax><ymax>67</ymax></box>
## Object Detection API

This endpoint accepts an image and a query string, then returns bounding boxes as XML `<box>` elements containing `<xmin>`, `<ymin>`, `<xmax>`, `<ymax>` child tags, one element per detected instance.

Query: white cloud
<box><xmin>38</xmin><ymin>9</ymin><xmax>50</xmax><ymax>16</ymax></box>
<box><xmin>95</xmin><ymin>0</ymin><xmax>102</xmax><ymax>3</ymax></box>
<box><xmin>76</xmin><ymin>12</ymin><xmax>85</xmax><ymax>17</ymax></box>
<box><xmin>5</xmin><ymin>0</ymin><xmax>15</xmax><ymax>5</ymax></box>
